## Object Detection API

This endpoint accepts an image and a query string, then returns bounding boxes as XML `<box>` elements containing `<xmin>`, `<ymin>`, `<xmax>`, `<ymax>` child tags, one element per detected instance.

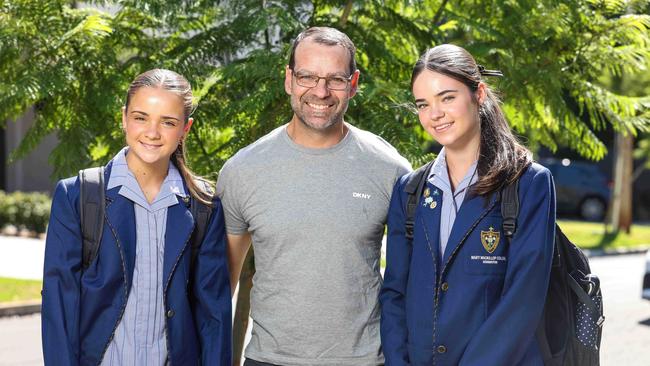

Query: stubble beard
<box><xmin>290</xmin><ymin>96</ymin><xmax>348</xmax><ymax>132</ymax></box>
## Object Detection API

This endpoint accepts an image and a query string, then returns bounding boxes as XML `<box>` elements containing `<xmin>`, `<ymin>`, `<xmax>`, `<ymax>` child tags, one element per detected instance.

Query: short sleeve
<box><xmin>215</xmin><ymin>160</ymin><xmax>249</xmax><ymax>235</ymax></box>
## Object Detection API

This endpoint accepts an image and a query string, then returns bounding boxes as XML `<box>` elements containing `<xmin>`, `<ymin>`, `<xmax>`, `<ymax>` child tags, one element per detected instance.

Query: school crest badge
<box><xmin>480</xmin><ymin>226</ymin><xmax>500</xmax><ymax>253</ymax></box>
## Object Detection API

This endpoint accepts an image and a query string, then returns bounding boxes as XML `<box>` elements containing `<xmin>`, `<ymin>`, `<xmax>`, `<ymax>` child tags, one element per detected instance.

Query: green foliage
<box><xmin>0</xmin><ymin>190</ymin><xmax>51</xmax><ymax>234</ymax></box>
<box><xmin>1</xmin><ymin>0</ymin><xmax>650</xmax><ymax>179</ymax></box>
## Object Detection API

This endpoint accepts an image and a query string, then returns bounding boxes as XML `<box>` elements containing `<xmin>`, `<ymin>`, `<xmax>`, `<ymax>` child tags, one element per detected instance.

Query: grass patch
<box><xmin>0</xmin><ymin>277</ymin><xmax>42</xmax><ymax>303</ymax></box>
<box><xmin>558</xmin><ymin>220</ymin><xmax>650</xmax><ymax>249</ymax></box>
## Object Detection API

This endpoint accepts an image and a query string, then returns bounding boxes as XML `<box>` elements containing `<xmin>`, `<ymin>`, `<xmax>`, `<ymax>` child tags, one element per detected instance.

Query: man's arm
<box><xmin>227</xmin><ymin>232</ymin><xmax>252</xmax><ymax>297</ymax></box>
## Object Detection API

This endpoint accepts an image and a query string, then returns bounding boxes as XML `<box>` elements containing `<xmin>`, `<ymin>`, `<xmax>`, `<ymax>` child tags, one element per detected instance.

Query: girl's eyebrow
<box><xmin>130</xmin><ymin>110</ymin><xmax>181</xmax><ymax>121</ymax></box>
<box><xmin>435</xmin><ymin>89</ymin><xmax>458</xmax><ymax>96</ymax></box>
<box><xmin>161</xmin><ymin>115</ymin><xmax>181</xmax><ymax>121</ymax></box>
<box><xmin>414</xmin><ymin>89</ymin><xmax>459</xmax><ymax>104</ymax></box>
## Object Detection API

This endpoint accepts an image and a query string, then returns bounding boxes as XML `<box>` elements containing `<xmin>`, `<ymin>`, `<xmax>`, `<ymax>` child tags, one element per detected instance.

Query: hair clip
<box><xmin>477</xmin><ymin>64</ymin><xmax>504</xmax><ymax>77</ymax></box>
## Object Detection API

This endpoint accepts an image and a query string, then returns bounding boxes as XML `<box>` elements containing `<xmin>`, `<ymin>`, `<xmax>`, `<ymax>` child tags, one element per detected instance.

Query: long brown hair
<box><xmin>125</xmin><ymin>68</ymin><xmax>213</xmax><ymax>205</ymax></box>
<box><xmin>411</xmin><ymin>44</ymin><xmax>532</xmax><ymax>196</ymax></box>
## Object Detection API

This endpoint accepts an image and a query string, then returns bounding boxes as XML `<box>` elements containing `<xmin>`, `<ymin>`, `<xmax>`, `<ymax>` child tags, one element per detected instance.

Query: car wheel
<box><xmin>580</xmin><ymin>197</ymin><xmax>606</xmax><ymax>221</ymax></box>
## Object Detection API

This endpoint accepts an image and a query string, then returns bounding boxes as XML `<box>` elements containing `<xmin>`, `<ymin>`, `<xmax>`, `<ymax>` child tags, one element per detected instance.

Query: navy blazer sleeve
<box><xmin>379</xmin><ymin>175</ymin><xmax>411</xmax><ymax>365</ymax></box>
<box><xmin>41</xmin><ymin>178</ymin><xmax>82</xmax><ymax>366</ymax></box>
<box><xmin>459</xmin><ymin>167</ymin><xmax>556</xmax><ymax>365</ymax></box>
<box><xmin>191</xmin><ymin>197</ymin><xmax>232</xmax><ymax>365</ymax></box>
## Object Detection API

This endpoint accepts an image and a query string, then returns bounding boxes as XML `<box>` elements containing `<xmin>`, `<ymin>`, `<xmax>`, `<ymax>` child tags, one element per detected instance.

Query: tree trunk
<box><xmin>232</xmin><ymin>248</ymin><xmax>255</xmax><ymax>366</ymax></box>
<box><xmin>338</xmin><ymin>0</ymin><xmax>353</xmax><ymax>28</ymax></box>
<box><xmin>609</xmin><ymin>132</ymin><xmax>633</xmax><ymax>234</ymax></box>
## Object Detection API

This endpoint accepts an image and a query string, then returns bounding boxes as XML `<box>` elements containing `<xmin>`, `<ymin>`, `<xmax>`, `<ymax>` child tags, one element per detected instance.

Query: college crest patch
<box><xmin>480</xmin><ymin>226</ymin><xmax>500</xmax><ymax>253</ymax></box>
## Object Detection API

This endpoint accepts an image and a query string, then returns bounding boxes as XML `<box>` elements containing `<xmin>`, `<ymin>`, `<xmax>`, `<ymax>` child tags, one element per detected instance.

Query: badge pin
<box><xmin>433</xmin><ymin>189</ymin><xmax>440</xmax><ymax>196</ymax></box>
<box><xmin>480</xmin><ymin>226</ymin><xmax>500</xmax><ymax>253</ymax></box>
<box><xmin>423</xmin><ymin>196</ymin><xmax>437</xmax><ymax>210</ymax></box>
<box><xmin>423</xmin><ymin>187</ymin><xmax>430</xmax><ymax>198</ymax></box>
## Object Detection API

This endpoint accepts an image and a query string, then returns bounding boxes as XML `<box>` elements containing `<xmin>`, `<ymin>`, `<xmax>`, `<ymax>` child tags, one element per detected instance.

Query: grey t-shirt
<box><xmin>216</xmin><ymin>123</ymin><xmax>411</xmax><ymax>366</ymax></box>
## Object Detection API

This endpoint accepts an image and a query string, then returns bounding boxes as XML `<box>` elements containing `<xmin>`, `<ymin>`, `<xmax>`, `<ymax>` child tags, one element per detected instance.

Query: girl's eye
<box><xmin>134</xmin><ymin>116</ymin><xmax>146</xmax><ymax>121</ymax></box>
<box><xmin>162</xmin><ymin>120</ymin><xmax>177</xmax><ymax>127</ymax></box>
<box><xmin>416</xmin><ymin>104</ymin><xmax>427</xmax><ymax>110</ymax></box>
<box><xmin>442</xmin><ymin>95</ymin><xmax>455</xmax><ymax>102</ymax></box>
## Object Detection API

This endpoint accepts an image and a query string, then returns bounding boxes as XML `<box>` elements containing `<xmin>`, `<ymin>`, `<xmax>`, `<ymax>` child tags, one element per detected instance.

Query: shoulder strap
<box><xmin>404</xmin><ymin>160</ymin><xmax>435</xmax><ymax>242</ymax></box>
<box><xmin>501</xmin><ymin>178</ymin><xmax>520</xmax><ymax>239</ymax></box>
<box><xmin>189</xmin><ymin>180</ymin><xmax>214</xmax><ymax>269</ymax></box>
<box><xmin>79</xmin><ymin>167</ymin><xmax>105</xmax><ymax>270</ymax></box>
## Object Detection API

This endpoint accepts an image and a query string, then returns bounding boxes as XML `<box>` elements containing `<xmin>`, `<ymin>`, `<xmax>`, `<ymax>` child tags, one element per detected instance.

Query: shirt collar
<box><xmin>427</xmin><ymin>147</ymin><xmax>479</xmax><ymax>195</ymax></box>
<box><xmin>107</xmin><ymin>147</ymin><xmax>188</xmax><ymax>211</ymax></box>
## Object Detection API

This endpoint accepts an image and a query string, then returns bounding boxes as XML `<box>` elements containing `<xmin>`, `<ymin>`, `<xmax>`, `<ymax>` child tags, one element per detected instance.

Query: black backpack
<box><xmin>78</xmin><ymin>167</ymin><xmax>213</xmax><ymax>271</ymax></box>
<box><xmin>404</xmin><ymin>164</ymin><xmax>604</xmax><ymax>366</ymax></box>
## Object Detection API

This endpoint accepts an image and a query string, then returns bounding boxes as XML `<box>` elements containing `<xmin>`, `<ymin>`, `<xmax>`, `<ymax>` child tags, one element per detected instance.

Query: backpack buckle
<box><xmin>405</xmin><ymin>220</ymin><xmax>414</xmax><ymax>241</ymax></box>
<box><xmin>502</xmin><ymin>220</ymin><xmax>516</xmax><ymax>238</ymax></box>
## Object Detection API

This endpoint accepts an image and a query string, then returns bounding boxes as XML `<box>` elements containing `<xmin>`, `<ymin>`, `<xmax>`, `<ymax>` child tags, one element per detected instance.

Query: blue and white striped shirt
<box><xmin>427</xmin><ymin>148</ymin><xmax>479</xmax><ymax>256</ymax></box>
<box><xmin>101</xmin><ymin>147</ymin><xmax>187</xmax><ymax>366</ymax></box>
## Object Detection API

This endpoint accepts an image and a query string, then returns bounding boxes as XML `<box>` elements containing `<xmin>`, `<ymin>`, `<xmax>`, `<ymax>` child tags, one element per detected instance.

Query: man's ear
<box><xmin>348</xmin><ymin>69</ymin><xmax>360</xmax><ymax>98</ymax></box>
<box><xmin>284</xmin><ymin>65</ymin><xmax>293</xmax><ymax>95</ymax></box>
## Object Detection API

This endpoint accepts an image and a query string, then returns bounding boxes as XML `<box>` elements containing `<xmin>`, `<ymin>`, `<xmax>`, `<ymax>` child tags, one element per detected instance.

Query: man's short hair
<box><xmin>288</xmin><ymin>27</ymin><xmax>357</xmax><ymax>75</ymax></box>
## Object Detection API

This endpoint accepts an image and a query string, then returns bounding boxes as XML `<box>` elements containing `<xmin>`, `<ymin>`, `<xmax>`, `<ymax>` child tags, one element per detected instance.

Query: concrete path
<box><xmin>0</xmin><ymin>235</ymin><xmax>45</xmax><ymax>280</ymax></box>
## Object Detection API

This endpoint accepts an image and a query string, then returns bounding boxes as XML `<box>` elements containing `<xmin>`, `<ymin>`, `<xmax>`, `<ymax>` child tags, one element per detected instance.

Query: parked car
<box><xmin>641</xmin><ymin>250</ymin><xmax>650</xmax><ymax>300</ymax></box>
<box><xmin>540</xmin><ymin>158</ymin><xmax>611</xmax><ymax>221</ymax></box>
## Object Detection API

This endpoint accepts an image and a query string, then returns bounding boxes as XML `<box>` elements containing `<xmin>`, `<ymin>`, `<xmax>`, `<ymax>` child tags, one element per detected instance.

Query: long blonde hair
<box><xmin>125</xmin><ymin>68</ymin><xmax>213</xmax><ymax>205</ymax></box>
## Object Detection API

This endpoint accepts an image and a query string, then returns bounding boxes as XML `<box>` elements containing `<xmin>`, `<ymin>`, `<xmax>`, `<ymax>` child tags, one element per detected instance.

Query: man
<box><xmin>217</xmin><ymin>27</ymin><xmax>411</xmax><ymax>366</ymax></box>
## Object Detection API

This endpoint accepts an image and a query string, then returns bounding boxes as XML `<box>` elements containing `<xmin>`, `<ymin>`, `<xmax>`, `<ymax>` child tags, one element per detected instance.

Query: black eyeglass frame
<box><xmin>291</xmin><ymin>70</ymin><xmax>354</xmax><ymax>91</ymax></box>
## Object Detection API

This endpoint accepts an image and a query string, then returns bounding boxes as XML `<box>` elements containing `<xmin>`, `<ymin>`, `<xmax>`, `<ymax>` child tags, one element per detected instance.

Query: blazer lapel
<box><xmin>163</xmin><ymin>200</ymin><xmax>194</xmax><ymax>290</ymax></box>
<box><xmin>105</xmin><ymin>187</ymin><xmax>137</xmax><ymax>285</ymax></box>
<box><xmin>418</xmin><ymin>182</ymin><xmax>443</xmax><ymax>267</ymax></box>
<box><xmin>441</xmin><ymin>192</ymin><xmax>497</xmax><ymax>270</ymax></box>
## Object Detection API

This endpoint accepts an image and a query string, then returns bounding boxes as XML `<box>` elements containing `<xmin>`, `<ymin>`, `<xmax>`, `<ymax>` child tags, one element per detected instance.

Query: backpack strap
<box><xmin>189</xmin><ymin>180</ymin><xmax>214</xmax><ymax>269</ymax></box>
<box><xmin>404</xmin><ymin>160</ymin><xmax>435</xmax><ymax>243</ymax></box>
<box><xmin>78</xmin><ymin>167</ymin><xmax>105</xmax><ymax>270</ymax></box>
<box><xmin>501</xmin><ymin>178</ymin><xmax>520</xmax><ymax>239</ymax></box>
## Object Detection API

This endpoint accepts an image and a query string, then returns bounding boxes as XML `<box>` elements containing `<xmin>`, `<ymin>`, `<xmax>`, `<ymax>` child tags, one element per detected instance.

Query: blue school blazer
<box><xmin>380</xmin><ymin>163</ymin><xmax>556</xmax><ymax>366</ymax></box>
<box><xmin>41</xmin><ymin>160</ymin><xmax>232</xmax><ymax>365</ymax></box>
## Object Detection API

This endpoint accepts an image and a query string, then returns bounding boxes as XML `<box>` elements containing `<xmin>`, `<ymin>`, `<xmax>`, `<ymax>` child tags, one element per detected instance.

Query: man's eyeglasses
<box><xmin>292</xmin><ymin>71</ymin><xmax>353</xmax><ymax>91</ymax></box>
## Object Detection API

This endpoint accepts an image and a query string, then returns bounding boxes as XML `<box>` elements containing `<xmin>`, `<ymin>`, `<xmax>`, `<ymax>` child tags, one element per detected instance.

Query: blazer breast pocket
<box><xmin>463</xmin><ymin>215</ymin><xmax>508</xmax><ymax>275</ymax></box>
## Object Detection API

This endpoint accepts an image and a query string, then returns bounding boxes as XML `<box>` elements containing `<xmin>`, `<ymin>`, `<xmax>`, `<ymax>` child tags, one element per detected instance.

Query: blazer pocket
<box><xmin>463</xmin><ymin>213</ymin><xmax>508</xmax><ymax>275</ymax></box>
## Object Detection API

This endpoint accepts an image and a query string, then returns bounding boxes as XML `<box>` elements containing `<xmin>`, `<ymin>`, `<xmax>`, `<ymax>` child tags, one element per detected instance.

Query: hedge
<box><xmin>0</xmin><ymin>190</ymin><xmax>51</xmax><ymax>234</ymax></box>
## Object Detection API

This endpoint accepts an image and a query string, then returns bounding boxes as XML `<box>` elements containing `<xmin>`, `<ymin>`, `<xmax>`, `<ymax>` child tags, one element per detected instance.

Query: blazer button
<box><xmin>166</xmin><ymin>309</ymin><xmax>175</xmax><ymax>318</ymax></box>
<box><xmin>437</xmin><ymin>345</ymin><xmax>447</xmax><ymax>354</ymax></box>
<box><xmin>441</xmin><ymin>282</ymin><xmax>449</xmax><ymax>291</ymax></box>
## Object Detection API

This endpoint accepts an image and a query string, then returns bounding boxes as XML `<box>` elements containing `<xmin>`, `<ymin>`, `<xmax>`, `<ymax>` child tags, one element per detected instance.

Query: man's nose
<box><xmin>310</xmin><ymin>77</ymin><xmax>331</xmax><ymax>98</ymax></box>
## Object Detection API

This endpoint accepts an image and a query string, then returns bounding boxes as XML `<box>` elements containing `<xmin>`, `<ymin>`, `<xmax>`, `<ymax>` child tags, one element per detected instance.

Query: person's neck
<box><xmin>286</xmin><ymin>117</ymin><xmax>347</xmax><ymax>149</ymax></box>
<box><xmin>126</xmin><ymin>153</ymin><xmax>169</xmax><ymax>203</ymax></box>
<box><xmin>445</xmin><ymin>143</ymin><xmax>479</xmax><ymax>192</ymax></box>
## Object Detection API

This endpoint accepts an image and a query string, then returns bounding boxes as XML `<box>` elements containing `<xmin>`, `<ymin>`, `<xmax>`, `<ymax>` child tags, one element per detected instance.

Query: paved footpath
<box><xmin>0</xmin><ymin>235</ymin><xmax>45</xmax><ymax>280</ymax></box>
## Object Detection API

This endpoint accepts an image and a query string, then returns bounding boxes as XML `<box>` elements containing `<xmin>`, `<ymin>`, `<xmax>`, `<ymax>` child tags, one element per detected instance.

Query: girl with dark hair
<box><xmin>41</xmin><ymin>69</ymin><xmax>231</xmax><ymax>365</ymax></box>
<box><xmin>380</xmin><ymin>45</ymin><xmax>556</xmax><ymax>365</ymax></box>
